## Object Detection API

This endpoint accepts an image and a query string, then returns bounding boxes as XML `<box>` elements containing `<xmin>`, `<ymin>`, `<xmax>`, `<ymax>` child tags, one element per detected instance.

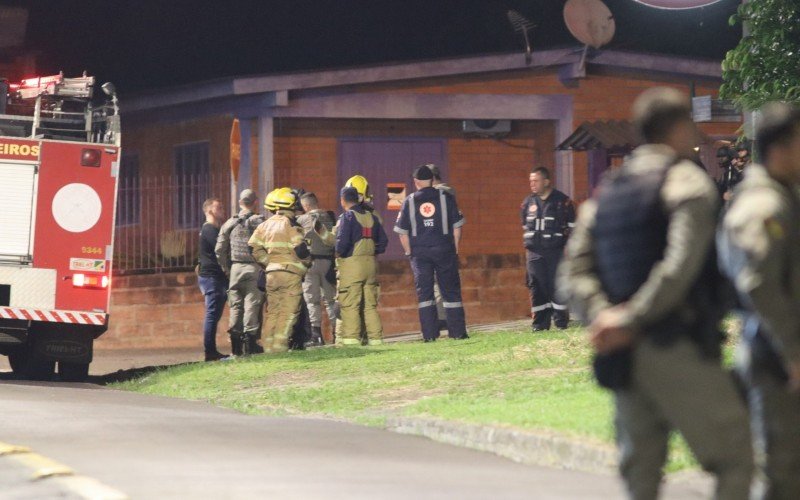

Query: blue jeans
<box><xmin>198</xmin><ymin>275</ymin><xmax>228</xmax><ymax>353</ymax></box>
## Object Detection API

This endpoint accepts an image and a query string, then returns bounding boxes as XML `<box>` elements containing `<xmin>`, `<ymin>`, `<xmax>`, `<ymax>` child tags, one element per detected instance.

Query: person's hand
<box><xmin>722</xmin><ymin>190</ymin><xmax>732</xmax><ymax>201</ymax></box>
<box><xmin>589</xmin><ymin>306</ymin><xmax>635</xmax><ymax>354</ymax></box>
<box><xmin>786</xmin><ymin>359</ymin><xmax>800</xmax><ymax>393</ymax></box>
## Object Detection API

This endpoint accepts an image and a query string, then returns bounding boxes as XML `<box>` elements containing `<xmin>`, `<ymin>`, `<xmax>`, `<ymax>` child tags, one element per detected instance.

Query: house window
<box><xmin>173</xmin><ymin>142</ymin><xmax>210</xmax><ymax>229</ymax></box>
<box><xmin>116</xmin><ymin>152</ymin><xmax>140</xmax><ymax>226</ymax></box>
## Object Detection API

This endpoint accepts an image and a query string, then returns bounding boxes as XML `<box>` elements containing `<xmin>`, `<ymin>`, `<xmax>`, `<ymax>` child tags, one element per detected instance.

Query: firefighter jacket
<box><xmin>336</xmin><ymin>206</ymin><xmax>388</xmax><ymax>258</ymax></box>
<box><xmin>248</xmin><ymin>210</ymin><xmax>310</xmax><ymax>276</ymax></box>
<box><xmin>520</xmin><ymin>189</ymin><xmax>575</xmax><ymax>252</ymax></box>
<box><xmin>297</xmin><ymin>209</ymin><xmax>337</xmax><ymax>257</ymax></box>
<box><xmin>215</xmin><ymin>209</ymin><xmax>266</xmax><ymax>274</ymax></box>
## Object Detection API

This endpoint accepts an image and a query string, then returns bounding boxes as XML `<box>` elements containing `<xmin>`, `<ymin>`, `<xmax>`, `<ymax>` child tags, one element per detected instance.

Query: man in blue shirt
<box><xmin>394</xmin><ymin>165</ymin><xmax>467</xmax><ymax>341</ymax></box>
<box><xmin>336</xmin><ymin>186</ymin><xmax>388</xmax><ymax>345</ymax></box>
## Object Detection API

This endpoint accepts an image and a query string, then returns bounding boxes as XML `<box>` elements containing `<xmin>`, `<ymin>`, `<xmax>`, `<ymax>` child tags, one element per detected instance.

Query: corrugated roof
<box><xmin>556</xmin><ymin>120</ymin><xmax>639</xmax><ymax>151</ymax></box>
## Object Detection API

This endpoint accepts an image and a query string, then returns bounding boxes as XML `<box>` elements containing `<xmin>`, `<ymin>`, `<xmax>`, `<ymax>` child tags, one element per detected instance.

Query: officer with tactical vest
<box><xmin>558</xmin><ymin>87</ymin><xmax>753</xmax><ymax>500</ymax></box>
<box><xmin>395</xmin><ymin>164</ymin><xmax>467</xmax><ymax>342</ymax></box>
<box><xmin>521</xmin><ymin>166</ymin><xmax>575</xmax><ymax>332</ymax></box>
<box><xmin>248</xmin><ymin>187</ymin><xmax>311</xmax><ymax>353</ymax></box>
<box><xmin>719</xmin><ymin>103</ymin><xmax>800</xmax><ymax>500</ymax></box>
<box><xmin>215</xmin><ymin>189</ymin><xmax>266</xmax><ymax>355</ymax></box>
<box><xmin>336</xmin><ymin>186</ymin><xmax>388</xmax><ymax>345</ymax></box>
<box><xmin>296</xmin><ymin>192</ymin><xmax>337</xmax><ymax>346</ymax></box>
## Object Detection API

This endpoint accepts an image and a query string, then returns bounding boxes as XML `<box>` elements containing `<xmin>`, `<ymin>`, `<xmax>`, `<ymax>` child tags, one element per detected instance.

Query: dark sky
<box><xmin>3</xmin><ymin>0</ymin><xmax>741</xmax><ymax>93</ymax></box>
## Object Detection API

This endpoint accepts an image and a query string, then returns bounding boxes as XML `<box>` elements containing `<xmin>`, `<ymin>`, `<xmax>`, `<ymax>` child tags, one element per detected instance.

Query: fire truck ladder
<box><xmin>1</xmin><ymin>72</ymin><xmax>120</xmax><ymax>146</ymax></box>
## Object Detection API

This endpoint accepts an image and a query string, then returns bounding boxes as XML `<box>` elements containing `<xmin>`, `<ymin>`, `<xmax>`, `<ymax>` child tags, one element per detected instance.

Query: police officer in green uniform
<box><xmin>215</xmin><ymin>189</ymin><xmax>265</xmax><ymax>355</ymax></box>
<box><xmin>297</xmin><ymin>192</ymin><xmax>337</xmax><ymax>346</ymax></box>
<box><xmin>335</xmin><ymin>186</ymin><xmax>388</xmax><ymax>345</ymax></box>
<box><xmin>559</xmin><ymin>87</ymin><xmax>753</xmax><ymax>500</ymax></box>
<box><xmin>719</xmin><ymin>103</ymin><xmax>800</xmax><ymax>500</ymax></box>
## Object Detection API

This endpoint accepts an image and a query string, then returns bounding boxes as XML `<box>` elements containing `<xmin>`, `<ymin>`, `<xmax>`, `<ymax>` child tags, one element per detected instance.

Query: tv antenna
<box><xmin>563</xmin><ymin>0</ymin><xmax>615</xmax><ymax>72</ymax></box>
<box><xmin>507</xmin><ymin>10</ymin><xmax>535</xmax><ymax>65</ymax></box>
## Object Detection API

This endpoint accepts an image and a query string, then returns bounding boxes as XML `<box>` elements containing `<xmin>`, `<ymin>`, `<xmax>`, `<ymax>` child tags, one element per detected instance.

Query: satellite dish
<box><xmin>634</xmin><ymin>1</ymin><xmax>723</xmax><ymax>9</ymax></box>
<box><xmin>564</xmin><ymin>0</ymin><xmax>615</xmax><ymax>49</ymax></box>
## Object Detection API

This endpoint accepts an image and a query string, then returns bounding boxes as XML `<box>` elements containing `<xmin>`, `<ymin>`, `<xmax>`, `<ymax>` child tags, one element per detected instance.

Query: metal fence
<box><xmin>113</xmin><ymin>173</ymin><xmax>232</xmax><ymax>275</ymax></box>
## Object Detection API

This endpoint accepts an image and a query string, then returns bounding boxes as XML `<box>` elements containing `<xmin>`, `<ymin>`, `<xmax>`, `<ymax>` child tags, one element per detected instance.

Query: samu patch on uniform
<box><xmin>419</xmin><ymin>202</ymin><xmax>436</xmax><ymax>218</ymax></box>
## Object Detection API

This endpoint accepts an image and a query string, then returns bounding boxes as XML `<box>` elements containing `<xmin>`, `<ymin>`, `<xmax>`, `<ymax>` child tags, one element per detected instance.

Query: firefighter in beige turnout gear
<box><xmin>248</xmin><ymin>188</ymin><xmax>311</xmax><ymax>352</ymax></box>
<box><xmin>335</xmin><ymin>186</ymin><xmax>389</xmax><ymax>345</ymax></box>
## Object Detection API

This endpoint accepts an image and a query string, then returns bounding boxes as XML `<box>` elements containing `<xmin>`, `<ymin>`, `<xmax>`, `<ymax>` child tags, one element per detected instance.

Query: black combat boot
<box><xmin>247</xmin><ymin>334</ymin><xmax>264</xmax><ymax>354</ymax></box>
<box><xmin>229</xmin><ymin>332</ymin><xmax>243</xmax><ymax>356</ymax></box>
<box><xmin>305</xmin><ymin>326</ymin><xmax>324</xmax><ymax>347</ymax></box>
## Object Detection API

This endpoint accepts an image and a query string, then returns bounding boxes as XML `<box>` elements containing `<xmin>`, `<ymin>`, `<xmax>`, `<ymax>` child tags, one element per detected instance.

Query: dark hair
<box><xmin>756</xmin><ymin>103</ymin><xmax>800</xmax><ymax>162</ymax></box>
<box><xmin>300</xmin><ymin>192</ymin><xmax>318</xmax><ymax>208</ymax></box>
<box><xmin>632</xmin><ymin>87</ymin><xmax>692</xmax><ymax>144</ymax></box>
<box><xmin>340</xmin><ymin>186</ymin><xmax>360</xmax><ymax>204</ymax></box>
<box><xmin>530</xmin><ymin>166</ymin><xmax>551</xmax><ymax>180</ymax></box>
<box><xmin>202</xmin><ymin>197</ymin><xmax>221</xmax><ymax>213</ymax></box>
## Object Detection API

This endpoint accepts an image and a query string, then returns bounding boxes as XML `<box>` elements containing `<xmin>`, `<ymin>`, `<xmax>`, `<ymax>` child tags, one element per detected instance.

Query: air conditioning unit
<box><xmin>462</xmin><ymin>119</ymin><xmax>511</xmax><ymax>136</ymax></box>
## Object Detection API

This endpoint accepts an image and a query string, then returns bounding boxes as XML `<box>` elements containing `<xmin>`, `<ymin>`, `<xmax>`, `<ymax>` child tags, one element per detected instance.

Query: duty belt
<box><xmin>311</xmin><ymin>254</ymin><xmax>334</xmax><ymax>259</ymax></box>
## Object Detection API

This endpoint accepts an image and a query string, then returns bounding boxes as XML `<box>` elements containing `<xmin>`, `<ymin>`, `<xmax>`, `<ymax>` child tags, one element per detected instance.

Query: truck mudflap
<box><xmin>31</xmin><ymin>321</ymin><xmax>107</xmax><ymax>364</ymax></box>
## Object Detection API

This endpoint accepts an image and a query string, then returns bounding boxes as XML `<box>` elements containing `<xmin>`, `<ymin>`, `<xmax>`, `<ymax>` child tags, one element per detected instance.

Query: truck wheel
<box><xmin>59</xmin><ymin>362</ymin><xmax>90</xmax><ymax>383</ymax></box>
<box><xmin>26</xmin><ymin>355</ymin><xmax>56</xmax><ymax>381</ymax></box>
<box><xmin>8</xmin><ymin>350</ymin><xmax>28</xmax><ymax>375</ymax></box>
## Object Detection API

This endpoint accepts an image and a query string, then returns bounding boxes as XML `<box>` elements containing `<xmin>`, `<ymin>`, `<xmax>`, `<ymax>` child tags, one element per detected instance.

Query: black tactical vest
<box><xmin>229</xmin><ymin>213</ymin><xmax>262</xmax><ymax>263</ymax></box>
<box><xmin>592</xmin><ymin>167</ymin><xmax>669</xmax><ymax>305</ymax></box>
<box><xmin>593</xmin><ymin>162</ymin><xmax>728</xmax><ymax>356</ymax></box>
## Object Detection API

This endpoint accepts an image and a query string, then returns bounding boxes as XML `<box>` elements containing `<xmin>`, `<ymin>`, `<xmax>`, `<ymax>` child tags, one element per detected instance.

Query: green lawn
<box><xmin>114</xmin><ymin>326</ymin><xmax>699</xmax><ymax>471</ymax></box>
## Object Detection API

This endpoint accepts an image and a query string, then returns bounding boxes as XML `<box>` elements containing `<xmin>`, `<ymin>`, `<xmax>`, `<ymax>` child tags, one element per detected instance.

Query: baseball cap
<box><xmin>412</xmin><ymin>164</ymin><xmax>434</xmax><ymax>181</ymax></box>
<box><xmin>239</xmin><ymin>189</ymin><xmax>257</xmax><ymax>204</ymax></box>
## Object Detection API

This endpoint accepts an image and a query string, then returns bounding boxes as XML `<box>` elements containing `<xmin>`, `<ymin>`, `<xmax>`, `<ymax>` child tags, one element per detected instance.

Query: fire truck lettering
<box><xmin>0</xmin><ymin>142</ymin><xmax>38</xmax><ymax>157</ymax></box>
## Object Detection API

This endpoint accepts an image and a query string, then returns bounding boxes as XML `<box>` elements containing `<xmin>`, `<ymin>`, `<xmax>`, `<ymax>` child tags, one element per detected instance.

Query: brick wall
<box><xmin>112</xmin><ymin>64</ymin><xmax>739</xmax><ymax>350</ymax></box>
<box><xmin>97</xmin><ymin>253</ymin><xmax>529</xmax><ymax>350</ymax></box>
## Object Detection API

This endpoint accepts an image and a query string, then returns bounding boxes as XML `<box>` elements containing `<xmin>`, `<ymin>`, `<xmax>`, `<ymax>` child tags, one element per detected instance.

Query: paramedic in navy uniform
<box><xmin>394</xmin><ymin>164</ymin><xmax>468</xmax><ymax>342</ymax></box>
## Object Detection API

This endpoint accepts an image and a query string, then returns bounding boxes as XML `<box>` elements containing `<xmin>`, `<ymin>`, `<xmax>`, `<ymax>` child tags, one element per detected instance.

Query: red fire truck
<box><xmin>0</xmin><ymin>73</ymin><xmax>120</xmax><ymax>381</ymax></box>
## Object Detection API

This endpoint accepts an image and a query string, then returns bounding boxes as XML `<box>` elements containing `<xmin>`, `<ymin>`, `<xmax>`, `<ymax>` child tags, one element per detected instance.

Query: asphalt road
<box><xmin>0</xmin><ymin>379</ymin><xmax>712</xmax><ymax>500</ymax></box>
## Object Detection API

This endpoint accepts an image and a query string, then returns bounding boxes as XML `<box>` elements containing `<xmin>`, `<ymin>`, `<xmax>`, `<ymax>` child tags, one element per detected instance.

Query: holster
<box><xmin>592</xmin><ymin>347</ymin><xmax>633</xmax><ymax>390</ymax></box>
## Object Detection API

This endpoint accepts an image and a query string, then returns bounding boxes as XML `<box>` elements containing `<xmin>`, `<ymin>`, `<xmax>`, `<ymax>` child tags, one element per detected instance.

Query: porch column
<box><xmin>257</xmin><ymin>114</ymin><xmax>274</xmax><ymax>198</ymax></box>
<box><xmin>236</xmin><ymin>117</ymin><xmax>252</xmax><ymax>195</ymax></box>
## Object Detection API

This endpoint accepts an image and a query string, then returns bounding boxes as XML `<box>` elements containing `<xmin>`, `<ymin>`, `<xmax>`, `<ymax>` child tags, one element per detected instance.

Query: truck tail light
<box><xmin>81</xmin><ymin>148</ymin><xmax>101</xmax><ymax>167</ymax></box>
<box><xmin>72</xmin><ymin>273</ymin><xmax>108</xmax><ymax>289</ymax></box>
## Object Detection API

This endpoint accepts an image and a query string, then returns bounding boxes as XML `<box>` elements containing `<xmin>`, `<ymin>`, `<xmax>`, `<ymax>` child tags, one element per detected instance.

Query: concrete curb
<box><xmin>0</xmin><ymin>440</ymin><xmax>128</xmax><ymax>499</ymax></box>
<box><xmin>385</xmin><ymin>417</ymin><xmax>618</xmax><ymax>475</ymax></box>
<box><xmin>383</xmin><ymin>417</ymin><xmax>715</xmax><ymax>494</ymax></box>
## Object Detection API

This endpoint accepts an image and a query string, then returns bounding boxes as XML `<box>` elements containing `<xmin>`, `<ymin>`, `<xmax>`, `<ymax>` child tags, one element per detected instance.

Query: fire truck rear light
<box><xmin>71</xmin><ymin>274</ymin><xmax>108</xmax><ymax>289</ymax></box>
<box><xmin>81</xmin><ymin>148</ymin><xmax>101</xmax><ymax>167</ymax></box>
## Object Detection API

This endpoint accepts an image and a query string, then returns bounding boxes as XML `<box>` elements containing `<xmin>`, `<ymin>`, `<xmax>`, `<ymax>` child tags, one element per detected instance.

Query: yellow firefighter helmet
<box><xmin>263</xmin><ymin>189</ymin><xmax>279</xmax><ymax>211</ymax></box>
<box><xmin>271</xmin><ymin>187</ymin><xmax>297</xmax><ymax>210</ymax></box>
<box><xmin>345</xmin><ymin>174</ymin><xmax>372</xmax><ymax>203</ymax></box>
